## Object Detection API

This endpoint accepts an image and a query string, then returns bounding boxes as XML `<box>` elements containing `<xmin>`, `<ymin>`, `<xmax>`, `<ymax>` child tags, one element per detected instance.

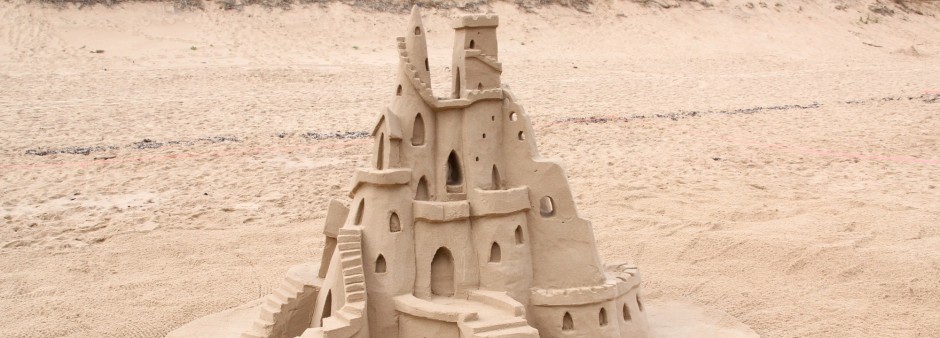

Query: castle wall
<box><xmin>399</xmin><ymin>313</ymin><xmax>459</xmax><ymax>337</ymax></box>
<box><xmin>528</xmin><ymin>287</ymin><xmax>649</xmax><ymax>338</ymax></box>
<box><xmin>433</xmin><ymin>108</ymin><xmax>466</xmax><ymax>199</ymax></box>
<box><xmin>468</xmin><ymin>211</ymin><xmax>532</xmax><ymax>304</ymax></box>
<box><xmin>462</xmin><ymin>58</ymin><xmax>501</xmax><ymax>91</ymax></box>
<box><xmin>395</xmin><ymin>106</ymin><xmax>436</xmax><ymax>203</ymax></box>
<box><xmin>412</xmin><ymin>214</ymin><xmax>478</xmax><ymax>299</ymax></box>
<box><xmin>498</xmin><ymin>92</ymin><xmax>607</xmax><ymax>289</ymax></box>
<box><xmin>352</xmin><ymin>182</ymin><xmax>416</xmax><ymax>338</ymax></box>
<box><xmin>460</xmin><ymin>100</ymin><xmax>503</xmax><ymax>191</ymax></box>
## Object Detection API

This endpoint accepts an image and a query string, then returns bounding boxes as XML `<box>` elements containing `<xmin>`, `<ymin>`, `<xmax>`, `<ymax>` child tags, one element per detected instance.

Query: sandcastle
<box><xmin>237</xmin><ymin>8</ymin><xmax>650</xmax><ymax>338</ymax></box>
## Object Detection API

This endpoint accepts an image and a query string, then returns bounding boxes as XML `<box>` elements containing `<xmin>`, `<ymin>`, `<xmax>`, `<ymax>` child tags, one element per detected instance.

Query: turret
<box><xmin>451</xmin><ymin>14</ymin><xmax>501</xmax><ymax>98</ymax></box>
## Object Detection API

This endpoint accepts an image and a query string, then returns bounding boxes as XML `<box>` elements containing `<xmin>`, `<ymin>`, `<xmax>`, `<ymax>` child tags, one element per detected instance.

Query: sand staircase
<box><xmin>464</xmin><ymin>50</ymin><xmax>502</xmax><ymax>72</ymax></box>
<box><xmin>241</xmin><ymin>272</ymin><xmax>312</xmax><ymax>338</ymax></box>
<box><xmin>456</xmin><ymin>290</ymin><xmax>537</xmax><ymax>338</ymax></box>
<box><xmin>317</xmin><ymin>227</ymin><xmax>368</xmax><ymax>338</ymax></box>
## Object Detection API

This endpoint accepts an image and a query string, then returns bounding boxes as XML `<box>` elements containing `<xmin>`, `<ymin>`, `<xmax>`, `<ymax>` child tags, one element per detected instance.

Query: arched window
<box><xmin>389</xmin><ymin>212</ymin><xmax>401</xmax><ymax>232</ymax></box>
<box><xmin>431</xmin><ymin>247</ymin><xmax>455</xmax><ymax>297</ymax></box>
<box><xmin>446</xmin><ymin>151</ymin><xmax>462</xmax><ymax>189</ymax></box>
<box><xmin>540</xmin><ymin>196</ymin><xmax>555</xmax><ymax>217</ymax></box>
<box><xmin>416</xmin><ymin>176</ymin><xmax>429</xmax><ymax>201</ymax></box>
<box><xmin>514</xmin><ymin>225</ymin><xmax>524</xmax><ymax>245</ymax></box>
<box><xmin>489</xmin><ymin>242</ymin><xmax>501</xmax><ymax>263</ymax></box>
<box><xmin>477</xmin><ymin>82</ymin><xmax>483</xmax><ymax>90</ymax></box>
<box><xmin>509</xmin><ymin>112</ymin><xmax>518</xmax><ymax>121</ymax></box>
<box><xmin>622</xmin><ymin>303</ymin><xmax>632</xmax><ymax>321</ymax></box>
<box><xmin>469</xmin><ymin>40</ymin><xmax>475</xmax><ymax>49</ymax></box>
<box><xmin>354</xmin><ymin>199</ymin><xmax>364</xmax><ymax>225</ymax></box>
<box><xmin>599</xmin><ymin>308</ymin><xmax>608</xmax><ymax>326</ymax></box>
<box><xmin>414</xmin><ymin>26</ymin><xmax>421</xmax><ymax>35</ymax></box>
<box><xmin>518</xmin><ymin>131</ymin><xmax>525</xmax><ymax>140</ymax></box>
<box><xmin>412</xmin><ymin>114</ymin><xmax>425</xmax><ymax>146</ymax></box>
<box><xmin>375</xmin><ymin>254</ymin><xmax>387</xmax><ymax>273</ymax></box>
<box><xmin>396</xmin><ymin>85</ymin><xmax>402</xmax><ymax>96</ymax></box>
<box><xmin>376</xmin><ymin>133</ymin><xmax>384</xmax><ymax>170</ymax></box>
<box><xmin>562</xmin><ymin>312</ymin><xmax>574</xmax><ymax>331</ymax></box>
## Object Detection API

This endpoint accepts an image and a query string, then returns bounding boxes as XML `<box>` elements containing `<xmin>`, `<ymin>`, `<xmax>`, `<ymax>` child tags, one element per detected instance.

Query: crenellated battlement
<box><xmin>452</xmin><ymin>14</ymin><xmax>499</xmax><ymax>29</ymax></box>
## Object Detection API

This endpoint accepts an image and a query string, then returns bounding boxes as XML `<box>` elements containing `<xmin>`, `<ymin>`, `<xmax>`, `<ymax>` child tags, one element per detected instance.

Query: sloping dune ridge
<box><xmin>1</xmin><ymin>0</ymin><xmax>939</xmax><ymax>337</ymax></box>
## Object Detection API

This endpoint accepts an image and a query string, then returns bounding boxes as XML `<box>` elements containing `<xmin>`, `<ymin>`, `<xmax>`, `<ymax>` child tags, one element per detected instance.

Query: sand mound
<box><xmin>1</xmin><ymin>1</ymin><xmax>939</xmax><ymax>337</ymax></box>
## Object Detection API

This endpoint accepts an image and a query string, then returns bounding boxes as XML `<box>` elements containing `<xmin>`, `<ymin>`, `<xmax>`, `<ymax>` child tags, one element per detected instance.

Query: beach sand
<box><xmin>1</xmin><ymin>0</ymin><xmax>939</xmax><ymax>336</ymax></box>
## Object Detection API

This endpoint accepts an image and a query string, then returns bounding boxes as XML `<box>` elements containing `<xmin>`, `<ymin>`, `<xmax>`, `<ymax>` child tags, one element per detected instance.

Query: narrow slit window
<box><xmin>389</xmin><ymin>212</ymin><xmax>401</xmax><ymax>232</ymax></box>
<box><xmin>354</xmin><ymin>199</ymin><xmax>365</xmax><ymax>225</ymax></box>
<box><xmin>412</xmin><ymin>114</ymin><xmax>425</xmax><ymax>146</ymax></box>
<box><xmin>599</xmin><ymin>308</ymin><xmax>608</xmax><ymax>326</ymax></box>
<box><xmin>320</xmin><ymin>290</ymin><xmax>332</xmax><ymax>326</ymax></box>
<box><xmin>491</xmin><ymin>165</ymin><xmax>501</xmax><ymax>190</ymax></box>
<box><xmin>446</xmin><ymin>151</ymin><xmax>462</xmax><ymax>186</ymax></box>
<box><xmin>623</xmin><ymin>304</ymin><xmax>632</xmax><ymax>321</ymax></box>
<box><xmin>396</xmin><ymin>85</ymin><xmax>402</xmax><ymax>96</ymax></box>
<box><xmin>453</xmin><ymin>67</ymin><xmax>461</xmax><ymax>98</ymax></box>
<box><xmin>514</xmin><ymin>225</ymin><xmax>524</xmax><ymax>245</ymax></box>
<box><xmin>376</xmin><ymin>133</ymin><xmax>384</xmax><ymax>170</ymax></box>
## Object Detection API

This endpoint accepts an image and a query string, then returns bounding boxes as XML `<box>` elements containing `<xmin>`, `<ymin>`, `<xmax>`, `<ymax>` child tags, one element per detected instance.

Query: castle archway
<box><xmin>430</xmin><ymin>247</ymin><xmax>455</xmax><ymax>297</ymax></box>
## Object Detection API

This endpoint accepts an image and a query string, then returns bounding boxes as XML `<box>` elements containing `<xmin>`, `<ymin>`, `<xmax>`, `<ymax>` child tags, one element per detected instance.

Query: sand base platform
<box><xmin>167</xmin><ymin>265</ymin><xmax>757</xmax><ymax>338</ymax></box>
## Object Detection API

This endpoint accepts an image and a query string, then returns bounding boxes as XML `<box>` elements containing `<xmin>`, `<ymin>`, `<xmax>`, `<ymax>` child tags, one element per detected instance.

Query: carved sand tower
<box><xmin>242</xmin><ymin>8</ymin><xmax>650</xmax><ymax>338</ymax></box>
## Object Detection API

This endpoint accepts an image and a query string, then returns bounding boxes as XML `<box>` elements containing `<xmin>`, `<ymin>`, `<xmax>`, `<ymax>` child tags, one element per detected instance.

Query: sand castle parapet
<box><xmin>186</xmin><ymin>7</ymin><xmax>652</xmax><ymax>338</ymax></box>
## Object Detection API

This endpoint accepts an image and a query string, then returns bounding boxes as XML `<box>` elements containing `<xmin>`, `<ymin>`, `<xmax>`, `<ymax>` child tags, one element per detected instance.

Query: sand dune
<box><xmin>1</xmin><ymin>0</ymin><xmax>939</xmax><ymax>337</ymax></box>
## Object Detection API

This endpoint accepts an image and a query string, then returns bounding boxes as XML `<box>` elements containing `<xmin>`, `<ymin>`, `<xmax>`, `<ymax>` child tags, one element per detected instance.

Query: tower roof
<box><xmin>452</xmin><ymin>14</ymin><xmax>499</xmax><ymax>29</ymax></box>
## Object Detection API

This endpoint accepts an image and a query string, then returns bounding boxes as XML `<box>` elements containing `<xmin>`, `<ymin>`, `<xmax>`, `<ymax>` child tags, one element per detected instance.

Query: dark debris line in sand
<box><xmin>23</xmin><ymin>93</ymin><xmax>939</xmax><ymax>156</ymax></box>
<box><xmin>26</xmin><ymin>136</ymin><xmax>241</xmax><ymax>157</ymax></box>
<box><xmin>555</xmin><ymin>93</ymin><xmax>939</xmax><ymax>126</ymax></box>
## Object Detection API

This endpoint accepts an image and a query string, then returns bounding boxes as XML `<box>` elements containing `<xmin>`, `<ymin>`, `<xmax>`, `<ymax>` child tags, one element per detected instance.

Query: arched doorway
<box><xmin>430</xmin><ymin>247</ymin><xmax>455</xmax><ymax>297</ymax></box>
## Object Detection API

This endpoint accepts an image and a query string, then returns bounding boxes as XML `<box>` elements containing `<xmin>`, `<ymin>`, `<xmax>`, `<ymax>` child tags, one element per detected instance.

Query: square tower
<box><xmin>451</xmin><ymin>15</ymin><xmax>501</xmax><ymax>98</ymax></box>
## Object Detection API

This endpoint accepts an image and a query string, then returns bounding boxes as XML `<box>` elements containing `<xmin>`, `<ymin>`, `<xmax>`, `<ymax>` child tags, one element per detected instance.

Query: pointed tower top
<box><xmin>409</xmin><ymin>5</ymin><xmax>424</xmax><ymax>36</ymax></box>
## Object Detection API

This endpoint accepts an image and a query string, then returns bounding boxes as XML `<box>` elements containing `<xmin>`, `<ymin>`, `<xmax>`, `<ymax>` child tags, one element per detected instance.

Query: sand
<box><xmin>0</xmin><ymin>0</ymin><xmax>939</xmax><ymax>337</ymax></box>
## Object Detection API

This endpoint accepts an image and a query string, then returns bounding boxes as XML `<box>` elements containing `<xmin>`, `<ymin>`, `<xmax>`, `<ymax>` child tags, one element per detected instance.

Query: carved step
<box><xmin>344</xmin><ymin>282</ymin><xmax>364</xmax><ymax>294</ymax></box>
<box><xmin>346</xmin><ymin>290</ymin><xmax>365</xmax><ymax>302</ymax></box>
<box><xmin>342</xmin><ymin>301</ymin><xmax>365</xmax><ymax>316</ymax></box>
<box><xmin>250</xmin><ymin>318</ymin><xmax>272</xmax><ymax>333</ymax></box>
<box><xmin>340</xmin><ymin>256</ymin><xmax>362</xmax><ymax>269</ymax></box>
<box><xmin>474</xmin><ymin>325</ymin><xmax>539</xmax><ymax>338</ymax></box>
<box><xmin>342</xmin><ymin>265</ymin><xmax>364</xmax><ymax>276</ymax></box>
<box><xmin>463</xmin><ymin>316</ymin><xmax>528</xmax><ymax>334</ymax></box>
<box><xmin>339</xmin><ymin>249</ymin><xmax>361</xmax><ymax>259</ymax></box>
<box><xmin>240</xmin><ymin>329</ymin><xmax>267</xmax><ymax>338</ymax></box>
<box><xmin>258</xmin><ymin>303</ymin><xmax>281</xmax><ymax>322</ymax></box>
